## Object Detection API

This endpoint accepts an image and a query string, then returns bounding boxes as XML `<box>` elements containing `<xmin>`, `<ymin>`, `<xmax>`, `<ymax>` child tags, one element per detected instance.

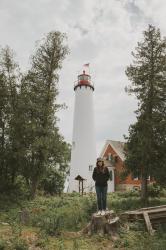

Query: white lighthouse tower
<box><xmin>68</xmin><ymin>69</ymin><xmax>96</xmax><ymax>193</ymax></box>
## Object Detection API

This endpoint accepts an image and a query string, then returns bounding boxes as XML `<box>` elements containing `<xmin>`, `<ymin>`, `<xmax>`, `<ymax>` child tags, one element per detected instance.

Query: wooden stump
<box><xmin>81</xmin><ymin>210</ymin><xmax>119</xmax><ymax>237</ymax></box>
<box><xmin>18</xmin><ymin>208</ymin><xmax>30</xmax><ymax>225</ymax></box>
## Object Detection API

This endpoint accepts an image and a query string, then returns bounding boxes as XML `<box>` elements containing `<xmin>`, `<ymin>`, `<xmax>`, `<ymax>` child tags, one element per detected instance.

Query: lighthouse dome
<box><xmin>74</xmin><ymin>70</ymin><xmax>94</xmax><ymax>91</ymax></box>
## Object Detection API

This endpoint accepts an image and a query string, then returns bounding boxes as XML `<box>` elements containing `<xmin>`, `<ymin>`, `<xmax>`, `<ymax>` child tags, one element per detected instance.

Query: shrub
<box><xmin>160</xmin><ymin>188</ymin><xmax>166</xmax><ymax>197</ymax></box>
<box><xmin>81</xmin><ymin>194</ymin><xmax>96</xmax><ymax>218</ymax></box>
<box><xmin>0</xmin><ymin>176</ymin><xmax>30</xmax><ymax>199</ymax></box>
<box><xmin>11</xmin><ymin>237</ymin><xmax>28</xmax><ymax>250</ymax></box>
<box><xmin>29</xmin><ymin>194</ymin><xmax>97</xmax><ymax>234</ymax></box>
<box><xmin>107</xmin><ymin>195</ymin><xmax>141</xmax><ymax>212</ymax></box>
<box><xmin>148</xmin><ymin>183</ymin><xmax>161</xmax><ymax>197</ymax></box>
<box><xmin>39</xmin><ymin>167</ymin><xmax>65</xmax><ymax>195</ymax></box>
<box><xmin>115</xmin><ymin>190</ymin><xmax>139</xmax><ymax>198</ymax></box>
<box><xmin>0</xmin><ymin>239</ymin><xmax>6</xmax><ymax>250</ymax></box>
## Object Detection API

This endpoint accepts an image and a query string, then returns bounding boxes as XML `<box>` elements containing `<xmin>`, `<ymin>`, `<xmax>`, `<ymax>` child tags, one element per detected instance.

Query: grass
<box><xmin>0</xmin><ymin>191</ymin><xmax>166</xmax><ymax>249</ymax></box>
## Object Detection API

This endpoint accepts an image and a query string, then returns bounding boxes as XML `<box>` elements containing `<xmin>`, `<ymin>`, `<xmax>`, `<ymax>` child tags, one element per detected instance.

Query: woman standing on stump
<box><xmin>92</xmin><ymin>157</ymin><xmax>110</xmax><ymax>215</ymax></box>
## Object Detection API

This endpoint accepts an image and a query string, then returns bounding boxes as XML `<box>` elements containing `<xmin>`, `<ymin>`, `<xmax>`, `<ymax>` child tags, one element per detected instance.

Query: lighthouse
<box><xmin>68</xmin><ymin>69</ymin><xmax>96</xmax><ymax>193</ymax></box>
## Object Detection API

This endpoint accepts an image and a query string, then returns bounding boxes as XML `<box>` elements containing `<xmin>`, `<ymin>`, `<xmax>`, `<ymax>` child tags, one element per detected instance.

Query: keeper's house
<box><xmin>100</xmin><ymin>140</ymin><xmax>153</xmax><ymax>192</ymax></box>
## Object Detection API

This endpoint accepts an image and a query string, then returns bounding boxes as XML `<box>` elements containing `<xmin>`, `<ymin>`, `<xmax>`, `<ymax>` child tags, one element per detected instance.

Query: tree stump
<box><xmin>18</xmin><ymin>208</ymin><xmax>30</xmax><ymax>225</ymax></box>
<box><xmin>81</xmin><ymin>210</ymin><xmax>119</xmax><ymax>237</ymax></box>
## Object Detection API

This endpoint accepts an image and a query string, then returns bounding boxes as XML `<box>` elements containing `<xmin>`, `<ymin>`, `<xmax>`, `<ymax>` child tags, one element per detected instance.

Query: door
<box><xmin>108</xmin><ymin>167</ymin><xmax>115</xmax><ymax>192</ymax></box>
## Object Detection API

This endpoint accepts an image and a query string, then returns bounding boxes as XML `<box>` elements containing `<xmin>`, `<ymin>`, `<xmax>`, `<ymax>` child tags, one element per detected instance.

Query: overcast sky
<box><xmin>0</xmin><ymin>0</ymin><xmax>166</xmax><ymax>155</ymax></box>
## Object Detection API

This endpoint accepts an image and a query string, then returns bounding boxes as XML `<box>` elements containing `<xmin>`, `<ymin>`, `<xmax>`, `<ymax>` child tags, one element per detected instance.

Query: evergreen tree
<box><xmin>0</xmin><ymin>47</ymin><xmax>20</xmax><ymax>188</ymax></box>
<box><xmin>124</xmin><ymin>25</ymin><xmax>166</xmax><ymax>203</ymax></box>
<box><xmin>19</xmin><ymin>31</ymin><xmax>69</xmax><ymax>198</ymax></box>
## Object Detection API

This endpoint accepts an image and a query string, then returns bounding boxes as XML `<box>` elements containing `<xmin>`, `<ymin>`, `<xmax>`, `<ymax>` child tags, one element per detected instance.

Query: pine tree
<box><xmin>19</xmin><ymin>31</ymin><xmax>69</xmax><ymax>198</ymax></box>
<box><xmin>124</xmin><ymin>25</ymin><xmax>166</xmax><ymax>203</ymax></box>
<box><xmin>0</xmin><ymin>46</ymin><xmax>20</xmax><ymax>188</ymax></box>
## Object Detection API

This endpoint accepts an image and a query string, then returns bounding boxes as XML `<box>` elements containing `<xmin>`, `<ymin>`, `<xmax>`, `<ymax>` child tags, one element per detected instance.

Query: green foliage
<box><xmin>35</xmin><ymin>230</ymin><xmax>48</xmax><ymax>248</ymax></box>
<box><xmin>147</xmin><ymin>183</ymin><xmax>161</xmax><ymax>197</ymax></box>
<box><xmin>29</xmin><ymin>194</ymin><xmax>96</xmax><ymax>234</ymax></box>
<box><xmin>0</xmin><ymin>31</ymin><xmax>70</xmax><ymax>198</ymax></box>
<box><xmin>0</xmin><ymin>46</ymin><xmax>21</xmax><ymax>189</ymax></box>
<box><xmin>114</xmin><ymin>190</ymin><xmax>139</xmax><ymax>198</ymax></box>
<box><xmin>115</xmin><ymin>224</ymin><xmax>166</xmax><ymax>250</ymax></box>
<box><xmin>160</xmin><ymin>188</ymin><xmax>166</xmax><ymax>197</ymax></box>
<box><xmin>73</xmin><ymin>238</ymin><xmax>80</xmax><ymax>250</ymax></box>
<box><xmin>135</xmin><ymin>232</ymin><xmax>166</xmax><ymax>250</ymax></box>
<box><xmin>0</xmin><ymin>176</ymin><xmax>30</xmax><ymax>201</ymax></box>
<box><xmin>108</xmin><ymin>195</ymin><xmax>141</xmax><ymax>212</ymax></box>
<box><xmin>0</xmin><ymin>237</ymin><xmax>28</xmax><ymax>250</ymax></box>
<box><xmin>125</xmin><ymin>25</ymin><xmax>166</xmax><ymax>202</ymax></box>
<box><xmin>0</xmin><ymin>239</ymin><xmax>6</xmax><ymax>250</ymax></box>
<box><xmin>39</xmin><ymin>166</ymin><xmax>66</xmax><ymax>195</ymax></box>
<box><xmin>0</xmin><ymin>192</ymin><xmax>166</xmax><ymax>249</ymax></box>
<box><xmin>9</xmin><ymin>221</ymin><xmax>22</xmax><ymax>238</ymax></box>
<box><xmin>35</xmin><ymin>210</ymin><xmax>62</xmax><ymax>236</ymax></box>
<box><xmin>18</xmin><ymin>31</ymin><xmax>70</xmax><ymax>198</ymax></box>
<box><xmin>58</xmin><ymin>238</ymin><xmax>65</xmax><ymax>250</ymax></box>
<box><xmin>11</xmin><ymin>238</ymin><xmax>28</xmax><ymax>250</ymax></box>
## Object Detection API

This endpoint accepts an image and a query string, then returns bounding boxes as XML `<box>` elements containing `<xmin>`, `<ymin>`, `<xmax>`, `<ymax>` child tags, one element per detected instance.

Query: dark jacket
<box><xmin>92</xmin><ymin>167</ymin><xmax>110</xmax><ymax>187</ymax></box>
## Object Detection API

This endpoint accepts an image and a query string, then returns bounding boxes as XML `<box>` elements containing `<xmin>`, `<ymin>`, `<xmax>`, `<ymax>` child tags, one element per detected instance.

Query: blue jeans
<box><xmin>95</xmin><ymin>185</ymin><xmax>107</xmax><ymax>210</ymax></box>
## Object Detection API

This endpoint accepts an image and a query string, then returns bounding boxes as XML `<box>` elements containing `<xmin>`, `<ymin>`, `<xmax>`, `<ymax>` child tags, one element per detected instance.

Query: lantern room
<box><xmin>74</xmin><ymin>70</ymin><xmax>94</xmax><ymax>91</ymax></box>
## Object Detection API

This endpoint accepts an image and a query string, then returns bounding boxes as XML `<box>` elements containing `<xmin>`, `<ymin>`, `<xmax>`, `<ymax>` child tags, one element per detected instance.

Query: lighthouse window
<box><xmin>79</xmin><ymin>75</ymin><xmax>90</xmax><ymax>81</ymax></box>
<box><xmin>79</xmin><ymin>75</ymin><xmax>84</xmax><ymax>80</ymax></box>
<box><xmin>89</xmin><ymin>165</ymin><xmax>93</xmax><ymax>171</ymax></box>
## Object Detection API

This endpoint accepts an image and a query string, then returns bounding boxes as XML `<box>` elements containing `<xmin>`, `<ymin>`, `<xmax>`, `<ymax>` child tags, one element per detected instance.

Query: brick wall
<box><xmin>103</xmin><ymin>144</ymin><xmax>142</xmax><ymax>190</ymax></box>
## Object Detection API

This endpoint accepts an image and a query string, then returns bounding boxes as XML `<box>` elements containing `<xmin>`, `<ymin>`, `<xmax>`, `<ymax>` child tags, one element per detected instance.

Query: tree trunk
<box><xmin>1</xmin><ymin>121</ymin><xmax>5</xmax><ymax>175</ymax></box>
<box><xmin>141</xmin><ymin>171</ymin><xmax>148</xmax><ymax>205</ymax></box>
<box><xmin>81</xmin><ymin>210</ymin><xmax>119</xmax><ymax>239</ymax></box>
<box><xmin>30</xmin><ymin>178</ymin><xmax>38</xmax><ymax>199</ymax></box>
<box><xmin>11</xmin><ymin>167</ymin><xmax>16</xmax><ymax>184</ymax></box>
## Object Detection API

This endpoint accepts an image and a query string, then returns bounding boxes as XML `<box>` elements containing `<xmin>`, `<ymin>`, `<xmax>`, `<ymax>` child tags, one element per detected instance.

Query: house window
<box><xmin>133</xmin><ymin>186</ymin><xmax>140</xmax><ymax>191</ymax></box>
<box><xmin>108</xmin><ymin>153</ymin><xmax>112</xmax><ymax>161</ymax></box>
<box><xmin>114</xmin><ymin>155</ymin><xmax>118</xmax><ymax>163</ymax></box>
<box><xmin>132</xmin><ymin>173</ymin><xmax>140</xmax><ymax>180</ymax></box>
<box><xmin>89</xmin><ymin>165</ymin><xmax>93</xmax><ymax>171</ymax></box>
<box><xmin>107</xmin><ymin>153</ymin><xmax>118</xmax><ymax>163</ymax></box>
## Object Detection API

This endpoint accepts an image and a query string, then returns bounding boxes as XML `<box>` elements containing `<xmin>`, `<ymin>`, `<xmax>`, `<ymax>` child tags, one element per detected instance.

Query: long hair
<box><xmin>96</xmin><ymin>160</ymin><xmax>106</xmax><ymax>173</ymax></box>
